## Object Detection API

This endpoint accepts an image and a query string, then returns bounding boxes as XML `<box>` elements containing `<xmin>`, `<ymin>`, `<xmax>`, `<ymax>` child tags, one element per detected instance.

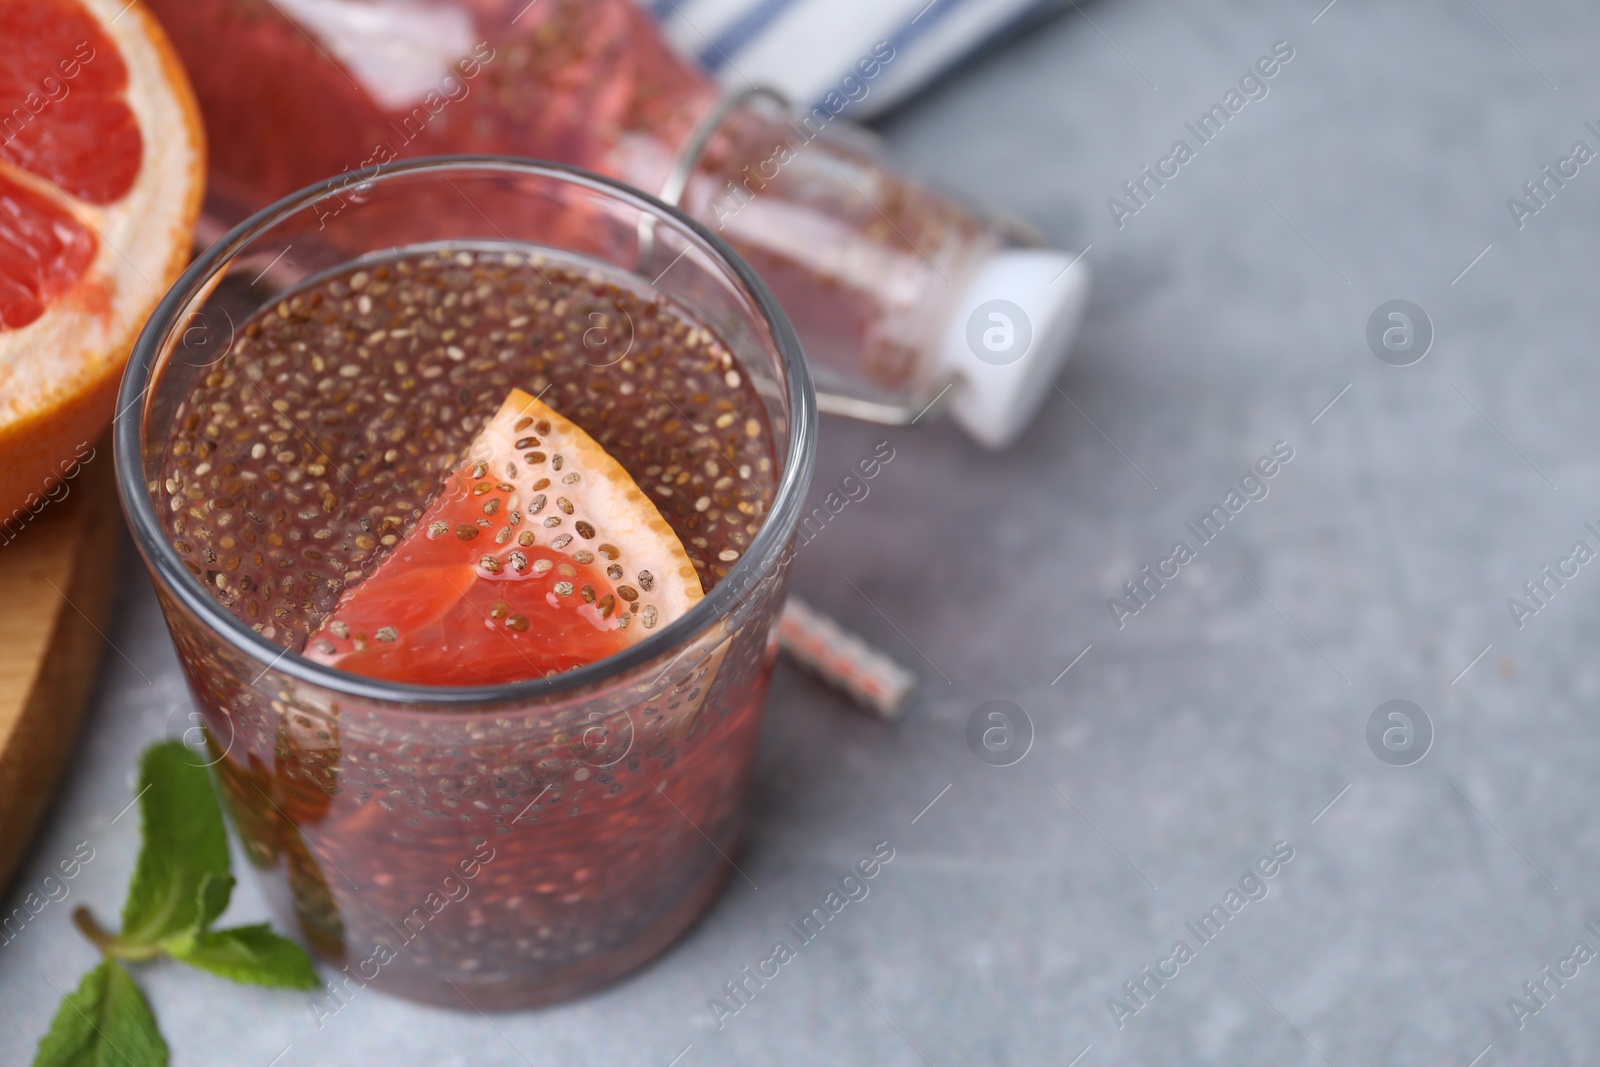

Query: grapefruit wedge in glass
<box><xmin>305</xmin><ymin>389</ymin><xmax>709</xmax><ymax>688</ymax></box>
<box><xmin>0</xmin><ymin>0</ymin><xmax>204</xmax><ymax>520</ymax></box>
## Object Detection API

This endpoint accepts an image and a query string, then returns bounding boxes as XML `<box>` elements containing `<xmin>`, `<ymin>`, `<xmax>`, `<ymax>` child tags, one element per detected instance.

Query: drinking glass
<box><xmin>114</xmin><ymin>157</ymin><xmax>815</xmax><ymax>1008</ymax></box>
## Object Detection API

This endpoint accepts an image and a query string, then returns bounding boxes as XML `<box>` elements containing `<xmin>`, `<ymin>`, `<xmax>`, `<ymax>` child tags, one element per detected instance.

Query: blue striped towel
<box><xmin>646</xmin><ymin>0</ymin><xmax>1059</xmax><ymax>119</ymax></box>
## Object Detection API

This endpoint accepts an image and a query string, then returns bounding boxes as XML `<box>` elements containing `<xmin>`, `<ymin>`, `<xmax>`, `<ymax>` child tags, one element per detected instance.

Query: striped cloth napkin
<box><xmin>644</xmin><ymin>0</ymin><xmax>1060</xmax><ymax>119</ymax></box>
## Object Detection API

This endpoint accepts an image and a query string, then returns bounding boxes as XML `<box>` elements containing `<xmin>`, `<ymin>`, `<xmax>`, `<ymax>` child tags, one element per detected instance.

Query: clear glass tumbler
<box><xmin>114</xmin><ymin>157</ymin><xmax>815</xmax><ymax>1009</ymax></box>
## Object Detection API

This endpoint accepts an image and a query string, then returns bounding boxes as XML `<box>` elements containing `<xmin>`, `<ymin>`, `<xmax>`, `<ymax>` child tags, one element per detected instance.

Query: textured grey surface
<box><xmin>6</xmin><ymin>0</ymin><xmax>1600</xmax><ymax>1063</ymax></box>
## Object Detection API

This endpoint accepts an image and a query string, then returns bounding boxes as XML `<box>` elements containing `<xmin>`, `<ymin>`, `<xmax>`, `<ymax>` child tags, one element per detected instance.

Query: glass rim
<box><xmin>114</xmin><ymin>155</ymin><xmax>817</xmax><ymax>709</ymax></box>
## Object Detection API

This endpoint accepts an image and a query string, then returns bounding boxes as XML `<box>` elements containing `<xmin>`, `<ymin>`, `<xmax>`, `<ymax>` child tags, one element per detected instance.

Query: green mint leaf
<box><xmin>167</xmin><ymin>924</ymin><xmax>319</xmax><ymax>990</ymax></box>
<box><xmin>120</xmin><ymin>741</ymin><xmax>231</xmax><ymax>945</ymax></box>
<box><xmin>196</xmin><ymin>872</ymin><xmax>235</xmax><ymax>930</ymax></box>
<box><xmin>33</xmin><ymin>961</ymin><xmax>169</xmax><ymax>1067</ymax></box>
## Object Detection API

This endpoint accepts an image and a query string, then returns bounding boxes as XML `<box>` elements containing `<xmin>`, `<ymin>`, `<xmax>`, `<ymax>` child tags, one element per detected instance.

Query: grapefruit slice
<box><xmin>0</xmin><ymin>0</ymin><xmax>203</xmax><ymax>521</ymax></box>
<box><xmin>304</xmin><ymin>389</ymin><xmax>707</xmax><ymax>687</ymax></box>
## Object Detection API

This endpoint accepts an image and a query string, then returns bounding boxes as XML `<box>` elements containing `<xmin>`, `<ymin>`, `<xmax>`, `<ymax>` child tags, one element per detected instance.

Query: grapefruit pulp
<box><xmin>0</xmin><ymin>0</ymin><xmax>203</xmax><ymax>522</ymax></box>
<box><xmin>305</xmin><ymin>389</ymin><xmax>707</xmax><ymax>687</ymax></box>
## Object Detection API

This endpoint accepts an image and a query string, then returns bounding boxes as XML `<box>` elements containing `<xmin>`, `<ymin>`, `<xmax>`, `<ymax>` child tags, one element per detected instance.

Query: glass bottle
<box><xmin>146</xmin><ymin>0</ymin><xmax>1088</xmax><ymax>447</ymax></box>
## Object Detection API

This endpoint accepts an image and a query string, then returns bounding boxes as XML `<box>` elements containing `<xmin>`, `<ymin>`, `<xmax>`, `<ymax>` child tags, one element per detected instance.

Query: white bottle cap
<box><xmin>935</xmin><ymin>248</ymin><xmax>1090</xmax><ymax>450</ymax></box>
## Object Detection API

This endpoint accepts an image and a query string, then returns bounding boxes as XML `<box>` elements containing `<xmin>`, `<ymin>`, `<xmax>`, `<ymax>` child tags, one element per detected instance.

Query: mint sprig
<box><xmin>35</xmin><ymin>961</ymin><xmax>168</xmax><ymax>1067</ymax></box>
<box><xmin>33</xmin><ymin>741</ymin><xmax>319</xmax><ymax>1066</ymax></box>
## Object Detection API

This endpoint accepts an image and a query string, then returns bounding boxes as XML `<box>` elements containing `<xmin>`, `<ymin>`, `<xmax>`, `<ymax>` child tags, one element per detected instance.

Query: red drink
<box><xmin>117</xmin><ymin>160</ymin><xmax>815</xmax><ymax>1007</ymax></box>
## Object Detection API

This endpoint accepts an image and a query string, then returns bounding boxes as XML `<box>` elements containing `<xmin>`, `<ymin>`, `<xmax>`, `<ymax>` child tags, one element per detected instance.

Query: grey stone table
<box><xmin>6</xmin><ymin>0</ymin><xmax>1600</xmax><ymax>1063</ymax></box>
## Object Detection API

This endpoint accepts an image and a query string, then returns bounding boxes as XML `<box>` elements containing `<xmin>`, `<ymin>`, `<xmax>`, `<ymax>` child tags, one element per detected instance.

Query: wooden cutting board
<box><xmin>0</xmin><ymin>444</ymin><xmax>120</xmax><ymax>891</ymax></box>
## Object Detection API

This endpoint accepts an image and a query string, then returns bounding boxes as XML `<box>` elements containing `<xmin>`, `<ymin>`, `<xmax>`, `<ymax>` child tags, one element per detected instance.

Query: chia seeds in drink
<box><xmin>154</xmin><ymin>244</ymin><xmax>786</xmax><ymax>1005</ymax></box>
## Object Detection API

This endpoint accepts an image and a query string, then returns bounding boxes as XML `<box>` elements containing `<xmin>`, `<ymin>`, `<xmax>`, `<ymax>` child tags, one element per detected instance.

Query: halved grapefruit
<box><xmin>0</xmin><ymin>0</ymin><xmax>204</xmax><ymax>521</ymax></box>
<box><xmin>305</xmin><ymin>389</ymin><xmax>707</xmax><ymax>687</ymax></box>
